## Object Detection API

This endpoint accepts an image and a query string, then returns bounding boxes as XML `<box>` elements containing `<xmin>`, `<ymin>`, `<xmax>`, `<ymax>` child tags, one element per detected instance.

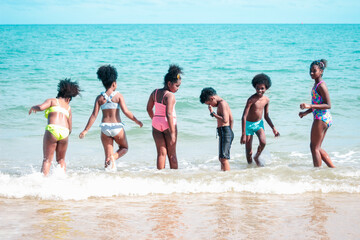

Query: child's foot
<box><xmin>105</xmin><ymin>156</ymin><xmax>117</xmax><ymax>171</ymax></box>
<box><xmin>109</xmin><ymin>156</ymin><xmax>117</xmax><ymax>171</ymax></box>
<box><xmin>254</xmin><ymin>154</ymin><xmax>264</xmax><ymax>167</ymax></box>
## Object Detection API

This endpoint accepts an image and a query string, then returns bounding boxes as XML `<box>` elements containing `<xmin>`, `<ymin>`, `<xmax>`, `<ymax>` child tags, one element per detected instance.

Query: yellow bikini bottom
<box><xmin>45</xmin><ymin>124</ymin><xmax>70</xmax><ymax>141</ymax></box>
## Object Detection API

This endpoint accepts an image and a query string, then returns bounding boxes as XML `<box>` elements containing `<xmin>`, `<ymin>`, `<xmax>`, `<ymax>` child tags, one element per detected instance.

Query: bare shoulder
<box><xmin>48</xmin><ymin>98</ymin><xmax>57</xmax><ymax>106</ymax></box>
<box><xmin>165</xmin><ymin>91</ymin><xmax>175</xmax><ymax>102</ymax></box>
<box><xmin>95</xmin><ymin>94</ymin><xmax>104</xmax><ymax>103</ymax></box>
<box><xmin>247</xmin><ymin>94</ymin><xmax>258</xmax><ymax>105</ymax></box>
<box><xmin>219</xmin><ymin>99</ymin><xmax>229</xmax><ymax>109</ymax></box>
<box><xmin>113</xmin><ymin>92</ymin><xmax>124</xmax><ymax>102</ymax></box>
<box><xmin>264</xmin><ymin>95</ymin><xmax>270</xmax><ymax>102</ymax></box>
<box><xmin>318</xmin><ymin>81</ymin><xmax>329</xmax><ymax>91</ymax></box>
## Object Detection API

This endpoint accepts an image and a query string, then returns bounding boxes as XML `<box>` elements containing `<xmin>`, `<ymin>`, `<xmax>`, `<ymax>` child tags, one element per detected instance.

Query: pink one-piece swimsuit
<box><xmin>152</xmin><ymin>89</ymin><xmax>176</xmax><ymax>132</ymax></box>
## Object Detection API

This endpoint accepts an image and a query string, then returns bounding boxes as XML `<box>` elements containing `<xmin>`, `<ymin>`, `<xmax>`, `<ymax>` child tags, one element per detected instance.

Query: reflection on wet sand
<box><xmin>213</xmin><ymin>195</ymin><xmax>234</xmax><ymax>239</ymax></box>
<box><xmin>146</xmin><ymin>197</ymin><xmax>184</xmax><ymax>239</ymax></box>
<box><xmin>1</xmin><ymin>193</ymin><xmax>359</xmax><ymax>239</ymax></box>
<box><xmin>305</xmin><ymin>194</ymin><xmax>336</xmax><ymax>240</ymax></box>
<box><xmin>24</xmin><ymin>201</ymin><xmax>86</xmax><ymax>239</ymax></box>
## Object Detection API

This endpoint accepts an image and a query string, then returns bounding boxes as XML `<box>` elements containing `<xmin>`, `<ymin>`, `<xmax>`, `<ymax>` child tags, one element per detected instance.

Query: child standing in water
<box><xmin>241</xmin><ymin>73</ymin><xmax>280</xmax><ymax>166</ymax></box>
<box><xmin>29</xmin><ymin>79</ymin><xmax>81</xmax><ymax>176</ymax></box>
<box><xmin>299</xmin><ymin>59</ymin><xmax>335</xmax><ymax>168</ymax></box>
<box><xmin>79</xmin><ymin>65</ymin><xmax>143</xmax><ymax>170</ymax></box>
<box><xmin>146</xmin><ymin>65</ymin><xmax>182</xmax><ymax>170</ymax></box>
<box><xmin>200</xmin><ymin>87</ymin><xmax>234</xmax><ymax>171</ymax></box>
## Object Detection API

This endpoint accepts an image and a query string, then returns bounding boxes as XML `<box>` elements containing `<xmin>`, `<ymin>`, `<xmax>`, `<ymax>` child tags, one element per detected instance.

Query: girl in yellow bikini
<box><xmin>29</xmin><ymin>79</ymin><xmax>81</xmax><ymax>176</ymax></box>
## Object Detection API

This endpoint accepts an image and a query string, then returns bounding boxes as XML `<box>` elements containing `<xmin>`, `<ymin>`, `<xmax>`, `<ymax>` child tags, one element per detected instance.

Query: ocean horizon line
<box><xmin>1</xmin><ymin>23</ymin><xmax>359</xmax><ymax>26</ymax></box>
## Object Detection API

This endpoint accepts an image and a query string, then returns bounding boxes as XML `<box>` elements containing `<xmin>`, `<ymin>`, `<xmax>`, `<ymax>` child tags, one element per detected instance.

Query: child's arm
<box><xmin>240</xmin><ymin>98</ymin><xmax>252</xmax><ymax>144</ymax></box>
<box><xmin>118</xmin><ymin>94</ymin><xmax>143</xmax><ymax>127</ymax></box>
<box><xmin>68</xmin><ymin>109</ymin><xmax>72</xmax><ymax>134</ymax></box>
<box><xmin>146</xmin><ymin>91</ymin><xmax>155</xmax><ymax>119</ymax></box>
<box><xmin>299</xmin><ymin>109</ymin><xmax>312</xmax><ymax>118</ymax></box>
<box><xmin>264</xmin><ymin>102</ymin><xmax>280</xmax><ymax>137</ymax></box>
<box><xmin>79</xmin><ymin>96</ymin><xmax>101</xmax><ymax>138</ymax></box>
<box><xmin>209</xmin><ymin>103</ymin><xmax>229</xmax><ymax>125</ymax></box>
<box><xmin>29</xmin><ymin>99</ymin><xmax>52</xmax><ymax>114</ymax></box>
<box><xmin>165</xmin><ymin>93</ymin><xmax>176</xmax><ymax>144</ymax></box>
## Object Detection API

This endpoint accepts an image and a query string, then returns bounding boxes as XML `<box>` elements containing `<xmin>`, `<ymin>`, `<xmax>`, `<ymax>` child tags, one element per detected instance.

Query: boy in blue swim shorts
<box><xmin>241</xmin><ymin>74</ymin><xmax>280</xmax><ymax>166</ymax></box>
<box><xmin>200</xmin><ymin>87</ymin><xmax>234</xmax><ymax>171</ymax></box>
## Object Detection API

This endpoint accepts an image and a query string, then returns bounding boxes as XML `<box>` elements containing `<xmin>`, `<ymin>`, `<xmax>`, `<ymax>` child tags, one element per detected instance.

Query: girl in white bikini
<box><xmin>80</xmin><ymin>65</ymin><xmax>143</xmax><ymax>170</ymax></box>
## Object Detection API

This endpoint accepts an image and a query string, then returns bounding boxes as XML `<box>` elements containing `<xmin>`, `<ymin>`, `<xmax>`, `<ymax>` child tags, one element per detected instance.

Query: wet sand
<box><xmin>1</xmin><ymin>193</ymin><xmax>359</xmax><ymax>240</ymax></box>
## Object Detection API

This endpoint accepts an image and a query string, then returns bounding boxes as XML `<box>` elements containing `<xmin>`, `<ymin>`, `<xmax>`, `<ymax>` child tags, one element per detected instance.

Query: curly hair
<box><xmin>199</xmin><ymin>87</ymin><xmax>217</xmax><ymax>104</ymax></box>
<box><xmin>164</xmin><ymin>64</ymin><xmax>183</xmax><ymax>86</ymax></box>
<box><xmin>310</xmin><ymin>59</ymin><xmax>327</xmax><ymax>71</ymax></box>
<box><xmin>56</xmin><ymin>78</ymin><xmax>81</xmax><ymax>100</ymax></box>
<box><xmin>97</xmin><ymin>65</ymin><xmax>118</xmax><ymax>89</ymax></box>
<box><xmin>252</xmin><ymin>73</ymin><xmax>272</xmax><ymax>89</ymax></box>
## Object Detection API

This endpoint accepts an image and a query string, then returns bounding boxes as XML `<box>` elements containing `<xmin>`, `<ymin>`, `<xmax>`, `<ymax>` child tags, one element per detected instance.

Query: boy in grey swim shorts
<box><xmin>200</xmin><ymin>87</ymin><xmax>234</xmax><ymax>171</ymax></box>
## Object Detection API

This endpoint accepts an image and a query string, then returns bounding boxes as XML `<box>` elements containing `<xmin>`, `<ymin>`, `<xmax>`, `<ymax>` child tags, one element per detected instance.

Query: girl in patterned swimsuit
<box><xmin>29</xmin><ymin>79</ymin><xmax>81</xmax><ymax>176</ymax></box>
<box><xmin>299</xmin><ymin>59</ymin><xmax>335</xmax><ymax>168</ymax></box>
<box><xmin>80</xmin><ymin>65</ymin><xmax>143</xmax><ymax>170</ymax></box>
<box><xmin>146</xmin><ymin>65</ymin><xmax>183</xmax><ymax>170</ymax></box>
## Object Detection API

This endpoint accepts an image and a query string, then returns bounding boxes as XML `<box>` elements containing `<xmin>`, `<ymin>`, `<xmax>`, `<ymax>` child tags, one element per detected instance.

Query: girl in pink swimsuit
<box><xmin>146</xmin><ymin>64</ymin><xmax>183</xmax><ymax>170</ymax></box>
<box><xmin>299</xmin><ymin>59</ymin><xmax>335</xmax><ymax>168</ymax></box>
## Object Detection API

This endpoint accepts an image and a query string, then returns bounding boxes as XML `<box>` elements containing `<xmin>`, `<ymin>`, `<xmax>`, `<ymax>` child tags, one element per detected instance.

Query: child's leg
<box><xmin>219</xmin><ymin>158</ymin><xmax>230</xmax><ymax>171</ymax></box>
<box><xmin>310</xmin><ymin>121</ymin><xmax>335</xmax><ymax>168</ymax></box>
<box><xmin>152</xmin><ymin>128</ymin><xmax>168</xmax><ymax>170</ymax></box>
<box><xmin>113</xmin><ymin>129</ymin><xmax>128</xmax><ymax>160</ymax></box>
<box><xmin>245</xmin><ymin>135</ymin><xmax>253</xmax><ymax>164</ymax></box>
<box><xmin>101</xmin><ymin>133</ymin><xmax>114</xmax><ymax>168</ymax></box>
<box><xmin>55</xmin><ymin>137</ymin><xmax>69</xmax><ymax>172</ymax></box>
<box><xmin>163</xmin><ymin>126</ymin><xmax>178</xmax><ymax>169</ymax></box>
<box><xmin>42</xmin><ymin>131</ymin><xmax>58</xmax><ymax>176</ymax></box>
<box><xmin>319</xmin><ymin>128</ymin><xmax>335</xmax><ymax>168</ymax></box>
<box><xmin>254</xmin><ymin>129</ymin><xmax>266</xmax><ymax>166</ymax></box>
<box><xmin>319</xmin><ymin>149</ymin><xmax>335</xmax><ymax>168</ymax></box>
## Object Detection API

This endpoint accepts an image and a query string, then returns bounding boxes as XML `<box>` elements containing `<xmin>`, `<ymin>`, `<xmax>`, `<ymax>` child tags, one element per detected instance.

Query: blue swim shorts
<box><xmin>246</xmin><ymin>119</ymin><xmax>264</xmax><ymax>136</ymax></box>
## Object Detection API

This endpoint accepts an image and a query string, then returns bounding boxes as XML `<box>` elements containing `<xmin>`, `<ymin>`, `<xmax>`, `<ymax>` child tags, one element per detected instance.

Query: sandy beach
<box><xmin>1</xmin><ymin>193</ymin><xmax>359</xmax><ymax>239</ymax></box>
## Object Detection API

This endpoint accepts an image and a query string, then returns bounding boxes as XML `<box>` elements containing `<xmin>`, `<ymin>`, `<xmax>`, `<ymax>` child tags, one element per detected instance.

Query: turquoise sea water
<box><xmin>0</xmin><ymin>24</ymin><xmax>360</xmax><ymax>199</ymax></box>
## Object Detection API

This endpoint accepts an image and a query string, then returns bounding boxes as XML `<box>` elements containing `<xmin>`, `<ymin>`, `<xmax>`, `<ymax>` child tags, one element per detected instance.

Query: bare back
<box><xmin>98</xmin><ymin>92</ymin><xmax>122</xmax><ymax>123</ymax></box>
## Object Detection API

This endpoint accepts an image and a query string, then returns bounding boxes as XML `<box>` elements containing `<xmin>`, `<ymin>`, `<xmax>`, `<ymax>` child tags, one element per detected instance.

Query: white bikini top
<box><xmin>100</xmin><ymin>91</ymin><xmax>120</xmax><ymax>110</ymax></box>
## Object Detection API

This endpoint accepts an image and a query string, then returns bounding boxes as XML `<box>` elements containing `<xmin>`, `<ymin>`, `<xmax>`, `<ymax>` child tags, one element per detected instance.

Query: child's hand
<box><xmin>79</xmin><ymin>130</ymin><xmax>87</xmax><ymax>139</ymax></box>
<box><xmin>299</xmin><ymin>112</ymin><xmax>306</xmax><ymax>118</ymax></box>
<box><xmin>240</xmin><ymin>134</ymin><xmax>246</xmax><ymax>144</ymax></box>
<box><xmin>28</xmin><ymin>107</ymin><xmax>37</xmax><ymax>115</ymax></box>
<box><xmin>208</xmin><ymin>105</ymin><xmax>213</xmax><ymax>113</ymax></box>
<box><xmin>136</xmin><ymin>120</ymin><xmax>143</xmax><ymax>128</ymax></box>
<box><xmin>273</xmin><ymin>128</ymin><xmax>280</xmax><ymax>137</ymax></box>
<box><xmin>300</xmin><ymin>103</ymin><xmax>311</xmax><ymax>109</ymax></box>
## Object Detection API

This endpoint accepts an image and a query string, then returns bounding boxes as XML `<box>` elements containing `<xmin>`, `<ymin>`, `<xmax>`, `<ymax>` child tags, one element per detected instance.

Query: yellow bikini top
<box><xmin>45</xmin><ymin>99</ymin><xmax>70</xmax><ymax>119</ymax></box>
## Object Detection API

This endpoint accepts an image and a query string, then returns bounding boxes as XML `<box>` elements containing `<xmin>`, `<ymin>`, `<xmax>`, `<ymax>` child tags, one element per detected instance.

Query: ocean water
<box><xmin>0</xmin><ymin>24</ymin><xmax>360</xmax><ymax>200</ymax></box>
<box><xmin>1</xmin><ymin>25</ymin><xmax>360</xmax><ymax>238</ymax></box>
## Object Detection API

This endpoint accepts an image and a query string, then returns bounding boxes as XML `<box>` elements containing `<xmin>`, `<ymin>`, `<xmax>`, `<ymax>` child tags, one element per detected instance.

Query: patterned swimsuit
<box><xmin>312</xmin><ymin>81</ymin><xmax>332</xmax><ymax>128</ymax></box>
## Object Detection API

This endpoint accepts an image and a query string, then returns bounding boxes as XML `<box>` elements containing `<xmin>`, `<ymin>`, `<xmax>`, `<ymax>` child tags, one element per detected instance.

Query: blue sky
<box><xmin>1</xmin><ymin>0</ymin><xmax>359</xmax><ymax>24</ymax></box>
